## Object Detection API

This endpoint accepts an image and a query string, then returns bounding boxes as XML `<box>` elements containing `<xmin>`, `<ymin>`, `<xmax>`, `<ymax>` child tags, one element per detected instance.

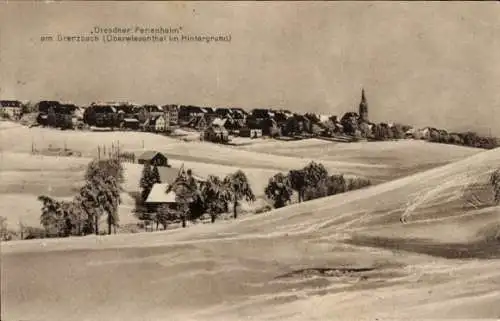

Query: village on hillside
<box><xmin>1</xmin><ymin>89</ymin><xmax>497</xmax><ymax>149</ymax></box>
<box><xmin>0</xmin><ymin>90</ymin><xmax>498</xmax><ymax>241</ymax></box>
<box><xmin>4</xmin><ymin>2</ymin><xmax>500</xmax><ymax>320</ymax></box>
<box><xmin>1</xmin><ymin>88</ymin><xmax>498</xmax><ymax>240</ymax></box>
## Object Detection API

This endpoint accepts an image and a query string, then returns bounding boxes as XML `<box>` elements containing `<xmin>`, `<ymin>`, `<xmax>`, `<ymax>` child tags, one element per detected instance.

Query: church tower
<box><xmin>358</xmin><ymin>88</ymin><xmax>369</xmax><ymax>123</ymax></box>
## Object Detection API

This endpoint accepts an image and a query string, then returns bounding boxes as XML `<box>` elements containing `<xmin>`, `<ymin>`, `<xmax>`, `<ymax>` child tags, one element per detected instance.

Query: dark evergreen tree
<box><xmin>139</xmin><ymin>163</ymin><xmax>154</xmax><ymax>202</ymax></box>
<box><xmin>265</xmin><ymin>173</ymin><xmax>293</xmax><ymax>208</ymax></box>
<box><xmin>152</xmin><ymin>165</ymin><xmax>161</xmax><ymax>184</ymax></box>
<box><xmin>47</xmin><ymin>107</ymin><xmax>57</xmax><ymax>128</ymax></box>
<box><xmin>303</xmin><ymin>161</ymin><xmax>329</xmax><ymax>187</ymax></box>
<box><xmin>288</xmin><ymin>169</ymin><xmax>307</xmax><ymax>203</ymax></box>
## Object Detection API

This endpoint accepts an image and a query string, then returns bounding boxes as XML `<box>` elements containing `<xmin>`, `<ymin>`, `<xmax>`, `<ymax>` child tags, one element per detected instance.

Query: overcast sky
<box><xmin>1</xmin><ymin>2</ymin><xmax>499</xmax><ymax>134</ymax></box>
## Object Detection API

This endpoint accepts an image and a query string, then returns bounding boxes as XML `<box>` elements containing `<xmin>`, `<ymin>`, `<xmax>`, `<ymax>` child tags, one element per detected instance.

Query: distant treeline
<box><xmin>353</xmin><ymin>121</ymin><xmax>498</xmax><ymax>150</ymax></box>
<box><xmin>426</xmin><ymin>130</ymin><xmax>498</xmax><ymax>150</ymax></box>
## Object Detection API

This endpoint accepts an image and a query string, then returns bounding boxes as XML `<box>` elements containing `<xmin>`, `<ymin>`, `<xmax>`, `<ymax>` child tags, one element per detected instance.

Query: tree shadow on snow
<box><xmin>343</xmin><ymin>235</ymin><xmax>500</xmax><ymax>260</ymax></box>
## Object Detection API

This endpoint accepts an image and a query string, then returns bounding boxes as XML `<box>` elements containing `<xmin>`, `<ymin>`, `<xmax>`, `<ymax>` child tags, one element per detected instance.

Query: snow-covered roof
<box><xmin>211</xmin><ymin>117</ymin><xmax>227</xmax><ymax>127</ymax></box>
<box><xmin>145</xmin><ymin>183</ymin><xmax>177</xmax><ymax>203</ymax></box>
<box><xmin>318</xmin><ymin>115</ymin><xmax>330</xmax><ymax>123</ymax></box>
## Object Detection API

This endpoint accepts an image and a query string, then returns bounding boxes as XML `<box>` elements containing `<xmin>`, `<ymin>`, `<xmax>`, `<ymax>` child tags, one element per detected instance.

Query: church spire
<box><xmin>359</xmin><ymin>88</ymin><xmax>369</xmax><ymax>122</ymax></box>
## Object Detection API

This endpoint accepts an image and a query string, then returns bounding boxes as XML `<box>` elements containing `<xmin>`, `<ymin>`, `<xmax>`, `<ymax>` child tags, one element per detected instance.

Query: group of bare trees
<box><xmin>265</xmin><ymin>161</ymin><xmax>372</xmax><ymax>209</ymax></box>
<box><xmin>37</xmin><ymin>158</ymin><xmax>123</xmax><ymax>237</ymax></box>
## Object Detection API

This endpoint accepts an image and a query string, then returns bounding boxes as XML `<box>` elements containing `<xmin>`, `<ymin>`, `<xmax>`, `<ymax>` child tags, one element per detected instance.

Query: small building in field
<box><xmin>0</xmin><ymin>100</ymin><xmax>23</xmax><ymax>119</ymax></box>
<box><xmin>137</xmin><ymin>151</ymin><xmax>169</xmax><ymax>167</ymax></box>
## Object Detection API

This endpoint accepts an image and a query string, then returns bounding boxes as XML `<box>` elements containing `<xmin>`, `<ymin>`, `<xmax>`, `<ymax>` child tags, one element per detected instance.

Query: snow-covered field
<box><xmin>0</xmin><ymin>122</ymin><xmax>479</xmax><ymax>228</ymax></box>
<box><xmin>2</xmin><ymin>121</ymin><xmax>500</xmax><ymax>320</ymax></box>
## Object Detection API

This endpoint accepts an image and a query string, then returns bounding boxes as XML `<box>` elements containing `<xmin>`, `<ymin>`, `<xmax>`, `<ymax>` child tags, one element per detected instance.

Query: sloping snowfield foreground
<box><xmin>3</xmin><ymin>143</ymin><xmax>500</xmax><ymax>320</ymax></box>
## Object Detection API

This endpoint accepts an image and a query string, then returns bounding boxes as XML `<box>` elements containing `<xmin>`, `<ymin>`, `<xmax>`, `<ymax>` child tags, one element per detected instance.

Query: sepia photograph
<box><xmin>1</xmin><ymin>1</ymin><xmax>500</xmax><ymax>320</ymax></box>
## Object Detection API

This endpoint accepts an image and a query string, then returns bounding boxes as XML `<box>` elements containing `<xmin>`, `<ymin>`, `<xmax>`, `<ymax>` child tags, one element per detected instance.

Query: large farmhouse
<box><xmin>144</xmin><ymin>166</ymin><xmax>206</xmax><ymax>218</ymax></box>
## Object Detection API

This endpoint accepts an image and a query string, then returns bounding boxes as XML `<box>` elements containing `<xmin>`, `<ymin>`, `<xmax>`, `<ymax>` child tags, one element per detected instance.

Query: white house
<box><xmin>144</xmin><ymin>114</ymin><xmax>168</xmax><ymax>132</ymax></box>
<box><xmin>154</xmin><ymin>115</ymin><xmax>167</xmax><ymax>132</ymax></box>
<box><xmin>0</xmin><ymin>100</ymin><xmax>22</xmax><ymax>119</ymax></box>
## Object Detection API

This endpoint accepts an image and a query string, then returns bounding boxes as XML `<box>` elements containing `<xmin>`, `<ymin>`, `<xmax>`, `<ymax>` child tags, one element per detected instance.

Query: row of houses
<box><xmin>0</xmin><ymin>99</ymin><xmax>349</xmax><ymax>143</ymax></box>
<box><xmin>82</xmin><ymin>102</ymin><xmax>180</xmax><ymax>131</ymax></box>
<box><xmin>184</xmin><ymin>107</ymin><xmax>338</xmax><ymax>141</ymax></box>
<box><xmin>5</xmin><ymin>94</ymin><xmax>491</xmax><ymax>147</ymax></box>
